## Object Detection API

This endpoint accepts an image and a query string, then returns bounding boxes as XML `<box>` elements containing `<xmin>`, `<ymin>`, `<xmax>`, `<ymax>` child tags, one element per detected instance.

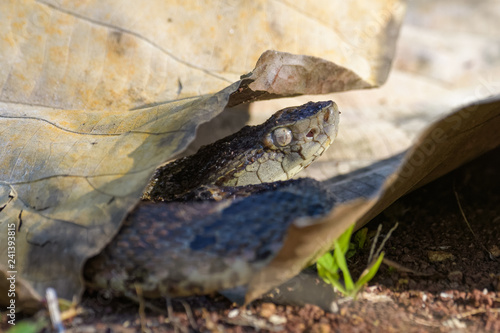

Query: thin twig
<box><xmin>134</xmin><ymin>283</ymin><xmax>148</xmax><ymax>333</ymax></box>
<box><xmin>165</xmin><ymin>297</ymin><xmax>188</xmax><ymax>333</ymax></box>
<box><xmin>374</xmin><ymin>222</ymin><xmax>399</xmax><ymax>260</ymax></box>
<box><xmin>382</xmin><ymin>258</ymin><xmax>434</xmax><ymax>276</ymax></box>
<box><xmin>123</xmin><ymin>290</ymin><xmax>165</xmax><ymax>313</ymax></box>
<box><xmin>180</xmin><ymin>299</ymin><xmax>198</xmax><ymax>330</ymax></box>
<box><xmin>455</xmin><ymin>308</ymin><xmax>487</xmax><ymax>319</ymax></box>
<box><xmin>453</xmin><ymin>186</ymin><xmax>496</xmax><ymax>260</ymax></box>
<box><xmin>368</xmin><ymin>224</ymin><xmax>382</xmax><ymax>264</ymax></box>
<box><xmin>46</xmin><ymin>288</ymin><xmax>65</xmax><ymax>333</ymax></box>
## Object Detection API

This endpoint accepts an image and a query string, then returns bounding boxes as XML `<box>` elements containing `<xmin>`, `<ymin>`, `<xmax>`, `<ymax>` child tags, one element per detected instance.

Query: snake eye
<box><xmin>272</xmin><ymin>127</ymin><xmax>293</xmax><ymax>146</ymax></box>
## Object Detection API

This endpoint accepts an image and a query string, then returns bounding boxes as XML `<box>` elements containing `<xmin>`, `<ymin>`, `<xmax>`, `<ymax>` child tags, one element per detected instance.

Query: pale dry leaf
<box><xmin>1</xmin><ymin>0</ymin><xmax>405</xmax><ymax>110</ymax></box>
<box><xmin>0</xmin><ymin>87</ymin><xmax>237</xmax><ymax>302</ymax></box>
<box><xmin>247</xmin><ymin>0</ymin><xmax>500</xmax><ymax>181</ymax></box>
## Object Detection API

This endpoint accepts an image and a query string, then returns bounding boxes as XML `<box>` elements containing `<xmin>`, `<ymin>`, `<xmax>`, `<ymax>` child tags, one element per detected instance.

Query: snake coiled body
<box><xmin>84</xmin><ymin>101</ymin><xmax>340</xmax><ymax>297</ymax></box>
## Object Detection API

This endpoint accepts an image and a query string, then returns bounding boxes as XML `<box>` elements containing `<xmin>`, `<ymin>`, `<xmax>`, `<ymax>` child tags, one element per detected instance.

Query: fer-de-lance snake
<box><xmin>84</xmin><ymin>101</ymin><xmax>340</xmax><ymax>298</ymax></box>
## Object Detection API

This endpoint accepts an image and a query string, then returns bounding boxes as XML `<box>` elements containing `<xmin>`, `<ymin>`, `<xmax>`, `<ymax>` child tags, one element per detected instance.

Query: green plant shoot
<box><xmin>317</xmin><ymin>224</ymin><xmax>384</xmax><ymax>298</ymax></box>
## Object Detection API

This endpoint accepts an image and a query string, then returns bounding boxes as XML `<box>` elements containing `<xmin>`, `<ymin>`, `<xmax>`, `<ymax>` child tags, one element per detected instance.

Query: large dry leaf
<box><xmin>1</xmin><ymin>0</ymin><xmax>403</xmax><ymax>110</ymax></box>
<box><xmin>0</xmin><ymin>0</ymin><xmax>404</xmax><ymax>310</ymax></box>
<box><xmin>0</xmin><ymin>89</ymin><xmax>238</xmax><ymax>305</ymax></box>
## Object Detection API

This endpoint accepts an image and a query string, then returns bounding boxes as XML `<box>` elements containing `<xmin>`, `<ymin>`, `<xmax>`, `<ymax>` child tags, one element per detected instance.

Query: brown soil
<box><xmin>3</xmin><ymin>148</ymin><xmax>499</xmax><ymax>332</ymax></box>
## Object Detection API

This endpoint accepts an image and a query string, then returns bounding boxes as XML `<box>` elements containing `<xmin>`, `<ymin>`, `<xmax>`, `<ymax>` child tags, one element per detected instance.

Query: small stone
<box><xmin>319</xmin><ymin>322</ymin><xmax>331</xmax><ymax>333</ymax></box>
<box><xmin>309</xmin><ymin>323</ymin><xmax>330</xmax><ymax>333</ymax></box>
<box><xmin>448</xmin><ymin>270</ymin><xmax>463</xmax><ymax>282</ymax></box>
<box><xmin>442</xmin><ymin>318</ymin><xmax>466</xmax><ymax>329</ymax></box>
<box><xmin>268</xmin><ymin>314</ymin><xmax>287</xmax><ymax>325</ymax></box>
<box><xmin>329</xmin><ymin>301</ymin><xmax>339</xmax><ymax>313</ymax></box>
<box><xmin>427</xmin><ymin>250</ymin><xmax>455</xmax><ymax>262</ymax></box>
<box><xmin>227</xmin><ymin>308</ymin><xmax>239</xmax><ymax>318</ymax></box>
<box><xmin>259</xmin><ymin>302</ymin><xmax>276</xmax><ymax>318</ymax></box>
<box><xmin>439</xmin><ymin>292</ymin><xmax>453</xmax><ymax>300</ymax></box>
<box><xmin>489</xmin><ymin>245</ymin><xmax>500</xmax><ymax>257</ymax></box>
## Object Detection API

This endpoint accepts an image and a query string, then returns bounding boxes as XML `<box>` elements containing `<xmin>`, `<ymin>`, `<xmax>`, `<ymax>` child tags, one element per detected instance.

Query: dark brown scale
<box><xmin>144</xmin><ymin>124</ymin><xmax>270</xmax><ymax>201</ymax></box>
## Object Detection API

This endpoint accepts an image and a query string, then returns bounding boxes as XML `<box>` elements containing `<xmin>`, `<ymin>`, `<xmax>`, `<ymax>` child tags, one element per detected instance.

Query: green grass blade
<box><xmin>317</xmin><ymin>252</ymin><xmax>339</xmax><ymax>285</ymax></box>
<box><xmin>354</xmin><ymin>227</ymin><xmax>368</xmax><ymax>249</ymax></box>
<box><xmin>317</xmin><ymin>248</ymin><xmax>339</xmax><ymax>273</ymax></box>
<box><xmin>328</xmin><ymin>276</ymin><xmax>348</xmax><ymax>295</ymax></box>
<box><xmin>337</xmin><ymin>224</ymin><xmax>355</xmax><ymax>255</ymax></box>
<box><xmin>317</xmin><ymin>251</ymin><xmax>334</xmax><ymax>269</ymax></box>
<box><xmin>355</xmin><ymin>252</ymin><xmax>385</xmax><ymax>290</ymax></box>
<box><xmin>316</xmin><ymin>224</ymin><xmax>386</xmax><ymax>298</ymax></box>
<box><xmin>333</xmin><ymin>239</ymin><xmax>354</xmax><ymax>291</ymax></box>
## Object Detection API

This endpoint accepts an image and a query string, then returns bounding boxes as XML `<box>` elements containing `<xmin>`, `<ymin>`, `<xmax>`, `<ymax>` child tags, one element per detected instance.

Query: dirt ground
<box><xmin>3</xmin><ymin>147</ymin><xmax>499</xmax><ymax>332</ymax></box>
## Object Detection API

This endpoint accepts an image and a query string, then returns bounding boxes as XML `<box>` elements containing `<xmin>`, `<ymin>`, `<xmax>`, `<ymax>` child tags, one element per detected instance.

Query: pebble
<box><xmin>268</xmin><ymin>314</ymin><xmax>287</xmax><ymax>325</ymax></box>
<box><xmin>319</xmin><ymin>322</ymin><xmax>331</xmax><ymax>333</ymax></box>
<box><xmin>439</xmin><ymin>292</ymin><xmax>453</xmax><ymax>300</ymax></box>
<box><xmin>259</xmin><ymin>302</ymin><xmax>277</xmax><ymax>318</ymax></box>
<box><xmin>227</xmin><ymin>308</ymin><xmax>240</xmax><ymax>318</ymax></box>
<box><xmin>329</xmin><ymin>301</ymin><xmax>339</xmax><ymax>313</ymax></box>
<box><xmin>447</xmin><ymin>270</ymin><xmax>463</xmax><ymax>282</ymax></box>
<box><xmin>427</xmin><ymin>250</ymin><xmax>455</xmax><ymax>262</ymax></box>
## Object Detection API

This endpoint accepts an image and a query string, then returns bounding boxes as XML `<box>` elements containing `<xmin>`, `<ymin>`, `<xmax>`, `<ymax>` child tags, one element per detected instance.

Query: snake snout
<box><xmin>323</xmin><ymin>104</ymin><xmax>338</xmax><ymax>125</ymax></box>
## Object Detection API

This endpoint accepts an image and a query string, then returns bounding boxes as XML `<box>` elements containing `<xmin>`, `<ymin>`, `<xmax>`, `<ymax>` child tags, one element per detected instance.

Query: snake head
<box><xmin>146</xmin><ymin>100</ymin><xmax>340</xmax><ymax>198</ymax></box>
<box><xmin>254</xmin><ymin>101</ymin><xmax>340</xmax><ymax>182</ymax></box>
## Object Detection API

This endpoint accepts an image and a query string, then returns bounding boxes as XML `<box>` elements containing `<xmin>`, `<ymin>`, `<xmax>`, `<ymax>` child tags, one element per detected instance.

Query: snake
<box><xmin>84</xmin><ymin>101</ymin><xmax>340</xmax><ymax>298</ymax></box>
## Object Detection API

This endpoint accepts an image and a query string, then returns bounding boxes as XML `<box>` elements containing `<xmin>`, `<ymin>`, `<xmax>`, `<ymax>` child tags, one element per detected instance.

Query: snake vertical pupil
<box><xmin>272</xmin><ymin>127</ymin><xmax>293</xmax><ymax>146</ymax></box>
